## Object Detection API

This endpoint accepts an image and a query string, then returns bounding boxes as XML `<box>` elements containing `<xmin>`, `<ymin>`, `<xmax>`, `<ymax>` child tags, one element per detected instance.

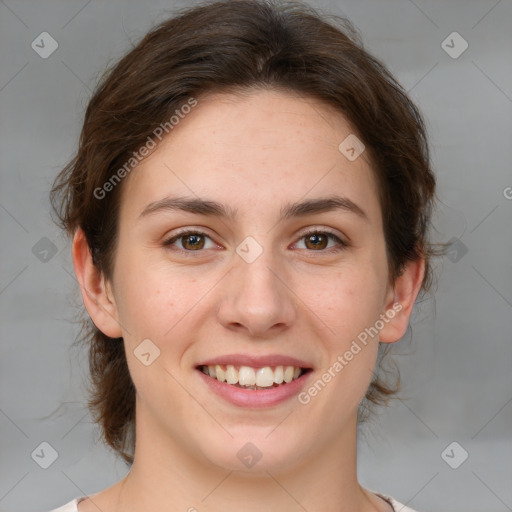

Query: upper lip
<box><xmin>196</xmin><ymin>354</ymin><xmax>313</xmax><ymax>369</ymax></box>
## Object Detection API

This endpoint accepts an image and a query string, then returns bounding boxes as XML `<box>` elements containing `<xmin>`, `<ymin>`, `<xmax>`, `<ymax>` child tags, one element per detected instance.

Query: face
<box><xmin>80</xmin><ymin>89</ymin><xmax>419</xmax><ymax>474</ymax></box>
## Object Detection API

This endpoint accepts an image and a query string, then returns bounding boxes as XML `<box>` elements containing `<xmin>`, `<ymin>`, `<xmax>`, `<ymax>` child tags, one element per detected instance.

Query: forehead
<box><xmin>119</xmin><ymin>88</ymin><xmax>381</xmax><ymax>226</ymax></box>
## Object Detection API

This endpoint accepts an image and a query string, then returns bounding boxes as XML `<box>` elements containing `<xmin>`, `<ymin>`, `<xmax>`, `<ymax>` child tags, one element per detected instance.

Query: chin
<box><xmin>198</xmin><ymin>430</ymin><xmax>306</xmax><ymax>474</ymax></box>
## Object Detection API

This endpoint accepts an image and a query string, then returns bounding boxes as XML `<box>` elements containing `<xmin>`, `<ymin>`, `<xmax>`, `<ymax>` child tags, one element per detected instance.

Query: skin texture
<box><xmin>73</xmin><ymin>89</ymin><xmax>424</xmax><ymax>512</ymax></box>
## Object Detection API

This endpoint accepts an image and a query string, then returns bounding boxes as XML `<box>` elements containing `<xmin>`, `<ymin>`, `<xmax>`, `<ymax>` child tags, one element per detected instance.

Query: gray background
<box><xmin>0</xmin><ymin>0</ymin><xmax>511</xmax><ymax>511</ymax></box>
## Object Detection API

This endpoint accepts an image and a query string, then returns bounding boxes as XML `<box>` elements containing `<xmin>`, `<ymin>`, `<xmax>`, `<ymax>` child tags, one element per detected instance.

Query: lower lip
<box><xmin>196</xmin><ymin>369</ymin><xmax>313</xmax><ymax>408</ymax></box>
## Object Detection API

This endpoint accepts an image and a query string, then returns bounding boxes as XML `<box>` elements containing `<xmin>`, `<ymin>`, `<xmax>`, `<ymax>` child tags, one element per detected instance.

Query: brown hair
<box><xmin>50</xmin><ymin>0</ymin><xmax>439</xmax><ymax>466</ymax></box>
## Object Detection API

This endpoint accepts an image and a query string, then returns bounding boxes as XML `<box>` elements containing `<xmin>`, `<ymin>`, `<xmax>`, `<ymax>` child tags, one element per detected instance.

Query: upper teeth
<box><xmin>201</xmin><ymin>365</ymin><xmax>303</xmax><ymax>387</ymax></box>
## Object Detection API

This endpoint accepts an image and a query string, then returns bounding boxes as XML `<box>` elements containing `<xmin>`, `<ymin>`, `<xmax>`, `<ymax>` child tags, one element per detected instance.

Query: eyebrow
<box><xmin>138</xmin><ymin>195</ymin><xmax>369</xmax><ymax>223</ymax></box>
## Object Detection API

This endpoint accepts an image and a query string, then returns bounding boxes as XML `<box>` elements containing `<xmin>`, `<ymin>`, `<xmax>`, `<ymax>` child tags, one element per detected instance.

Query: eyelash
<box><xmin>162</xmin><ymin>228</ymin><xmax>349</xmax><ymax>255</ymax></box>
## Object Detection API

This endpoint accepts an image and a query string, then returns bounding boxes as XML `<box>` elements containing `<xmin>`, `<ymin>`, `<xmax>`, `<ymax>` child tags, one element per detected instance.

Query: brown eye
<box><xmin>181</xmin><ymin>233</ymin><xmax>205</xmax><ymax>250</ymax></box>
<box><xmin>304</xmin><ymin>232</ymin><xmax>328</xmax><ymax>250</ymax></box>
<box><xmin>163</xmin><ymin>230</ymin><xmax>214</xmax><ymax>251</ymax></box>
<box><xmin>296</xmin><ymin>230</ymin><xmax>347</xmax><ymax>252</ymax></box>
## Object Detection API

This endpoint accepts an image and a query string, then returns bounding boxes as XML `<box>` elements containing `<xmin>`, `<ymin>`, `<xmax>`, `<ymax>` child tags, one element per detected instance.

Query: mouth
<box><xmin>196</xmin><ymin>364</ymin><xmax>313</xmax><ymax>390</ymax></box>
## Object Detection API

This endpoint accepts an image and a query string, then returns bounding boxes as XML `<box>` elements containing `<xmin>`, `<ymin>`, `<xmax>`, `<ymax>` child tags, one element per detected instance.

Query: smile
<box><xmin>199</xmin><ymin>364</ymin><xmax>310</xmax><ymax>389</ymax></box>
<box><xmin>195</xmin><ymin>362</ymin><xmax>314</xmax><ymax>408</ymax></box>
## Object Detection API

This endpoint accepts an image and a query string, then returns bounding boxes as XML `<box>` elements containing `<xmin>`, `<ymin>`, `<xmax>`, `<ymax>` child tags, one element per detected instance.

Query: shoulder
<box><xmin>46</xmin><ymin>497</ymin><xmax>85</xmax><ymax>512</ymax></box>
<box><xmin>375</xmin><ymin>492</ymin><xmax>421</xmax><ymax>512</ymax></box>
<box><xmin>48</xmin><ymin>492</ymin><xmax>421</xmax><ymax>512</ymax></box>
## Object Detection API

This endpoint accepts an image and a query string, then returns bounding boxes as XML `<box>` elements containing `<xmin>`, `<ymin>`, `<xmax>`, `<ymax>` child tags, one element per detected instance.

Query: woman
<box><xmin>48</xmin><ymin>1</ymin><xmax>438</xmax><ymax>510</ymax></box>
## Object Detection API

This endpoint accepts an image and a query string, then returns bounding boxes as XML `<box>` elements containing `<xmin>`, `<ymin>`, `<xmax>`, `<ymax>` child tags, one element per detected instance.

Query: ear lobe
<box><xmin>378</xmin><ymin>257</ymin><xmax>425</xmax><ymax>344</ymax></box>
<box><xmin>72</xmin><ymin>227</ymin><xmax>123</xmax><ymax>339</ymax></box>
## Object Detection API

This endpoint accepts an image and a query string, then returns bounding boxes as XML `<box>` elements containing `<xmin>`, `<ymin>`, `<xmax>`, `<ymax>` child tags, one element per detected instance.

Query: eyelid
<box><xmin>296</xmin><ymin>226</ymin><xmax>348</xmax><ymax>243</ymax></box>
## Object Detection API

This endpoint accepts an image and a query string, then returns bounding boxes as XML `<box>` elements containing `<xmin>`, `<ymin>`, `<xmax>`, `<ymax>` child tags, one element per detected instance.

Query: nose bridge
<box><xmin>217</xmin><ymin>237</ymin><xmax>296</xmax><ymax>336</ymax></box>
<box><xmin>240</xmin><ymin>248</ymin><xmax>280</xmax><ymax>296</ymax></box>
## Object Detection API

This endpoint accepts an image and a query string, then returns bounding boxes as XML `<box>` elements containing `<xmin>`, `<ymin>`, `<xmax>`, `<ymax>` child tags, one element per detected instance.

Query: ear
<box><xmin>378</xmin><ymin>257</ymin><xmax>425</xmax><ymax>343</ymax></box>
<box><xmin>72</xmin><ymin>227</ymin><xmax>123</xmax><ymax>339</ymax></box>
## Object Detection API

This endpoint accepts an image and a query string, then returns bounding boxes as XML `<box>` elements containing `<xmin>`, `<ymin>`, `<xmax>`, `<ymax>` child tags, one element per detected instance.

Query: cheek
<box><xmin>111</xmin><ymin>253</ymin><xmax>181</xmax><ymax>340</ymax></box>
<box><xmin>300</xmin><ymin>260</ymin><xmax>387</xmax><ymax>339</ymax></box>
<box><xmin>115</xmin><ymin>268</ymin><xmax>193</xmax><ymax>394</ymax></box>
<box><xmin>301</xmin><ymin>271</ymin><xmax>384</xmax><ymax>411</ymax></box>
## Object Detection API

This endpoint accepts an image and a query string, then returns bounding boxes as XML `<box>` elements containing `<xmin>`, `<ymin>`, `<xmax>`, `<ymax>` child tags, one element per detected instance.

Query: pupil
<box><xmin>307</xmin><ymin>233</ymin><xmax>326</xmax><ymax>250</ymax></box>
<box><xmin>184</xmin><ymin>234</ymin><xmax>203</xmax><ymax>249</ymax></box>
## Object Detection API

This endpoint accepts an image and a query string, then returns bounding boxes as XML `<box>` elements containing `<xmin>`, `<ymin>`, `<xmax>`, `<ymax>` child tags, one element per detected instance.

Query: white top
<box><xmin>48</xmin><ymin>491</ymin><xmax>420</xmax><ymax>511</ymax></box>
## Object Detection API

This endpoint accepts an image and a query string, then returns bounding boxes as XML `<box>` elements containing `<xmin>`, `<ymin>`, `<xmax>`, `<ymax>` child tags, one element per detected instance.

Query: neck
<box><xmin>113</xmin><ymin>398</ymin><xmax>389</xmax><ymax>512</ymax></box>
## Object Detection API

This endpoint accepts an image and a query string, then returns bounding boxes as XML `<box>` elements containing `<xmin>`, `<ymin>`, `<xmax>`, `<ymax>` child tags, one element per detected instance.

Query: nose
<box><xmin>216</xmin><ymin>247</ymin><xmax>297</xmax><ymax>338</ymax></box>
